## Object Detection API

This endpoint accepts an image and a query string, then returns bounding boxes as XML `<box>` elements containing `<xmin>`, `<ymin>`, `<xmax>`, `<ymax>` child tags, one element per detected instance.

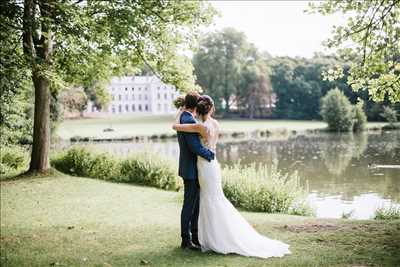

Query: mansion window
<box><xmin>125</xmin><ymin>104</ymin><xmax>129</xmax><ymax>112</ymax></box>
<box><xmin>164</xmin><ymin>93</ymin><xmax>167</xmax><ymax>100</ymax></box>
<box><xmin>118</xmin><ymin>105</ymin><xmax>122</xmax><ymax>113</ymax></box>
<box><xmin>139</xmin><ymin>94</ymin><xmax>142</xmax><ymax>100</ymax></box>
<box><xmin>145</xmin><ymin>104</ymin><xmax>148</xmax><ymax>111</ymax></box>
<box><xmin>138</xmin><ymin>104</ymin><xmax>142</xmax><ymax>111</ymax></box>
<box><xmin>131</xmin><ymin>87</ymin><xmax>134</xmax><ymax>91</ymax></box>
<box><xmin>132</xmin><ymin>94</ymin><xmax>135</xmax><ymax>100</ymax></box>
<box><xmin>132</xmin><ymin>104</ymin><xmax>135</xmax><ymax>111</ymax></box>
<box><xmin>118</xmin><ymin>95</ymin><xmax>121</xmax><ymax>101</ymax></box>
<box><xmin>157</xmin><ymin>93</ymin><xmax>160</xmax><ymax>99</ymax></box>
<box><xmin>125</xmin><ymin>87</ymin><xmax>127</xmax><ymax>91</ymax></box>
<box><xmin>144</xmin><ymin>95</ymin><xmax>148</xmax><ymax>100</ymax></box>
<box><xmin>125</xmin><ymin>94</ymin><xmax>128</xmax><ymax>100</ymax></box>
<box><xmin>112</xmin><ymin>105</ymin><xmax>115</xmax><ymax>113</ymax></box>
<box><xmin>158</xmin><ymin>104</ymin><xmax>161</xmax><ymax>111</ymax></box>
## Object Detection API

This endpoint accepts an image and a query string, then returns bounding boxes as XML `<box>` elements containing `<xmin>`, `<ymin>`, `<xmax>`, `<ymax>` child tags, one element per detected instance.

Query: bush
<box><xmin>320</xmin><ymin>88</ymin><xmax>354</xmax><ymax>132</ymax></box>
<box><xmin>382</xmin><ymin>123</ymin><xmax>400</xmax><ymax>130</ymax></box>
<box><xmin>374</xmin><ymin>205</ymin><xmax>400</xmax><ymax>220</ymax></box>
<box><xmin>381</xmin><ymin>106</ymin><xmax>398</xmax><ymax>125</ymax></box>
<box><xmin>51</xmin><ymin>147</ymin><xmax>120</xmax><ymax>180</ymax></box>
<box><xmin>352</xmin><ymin>100</ymin><xmax>367</xmax><ymax>132</ymax></box>
<box><xmin>51</xmin><ymin>147</ymin><xmax>181</xmax><ymax>191</ymax></box>
<box><xmin>222</xmin><ymin>163</ymin><xmax>312</xmax><ymax>215</ymax></box>
<box><xmin>120</xmin><ymin>152</ymin><xmax>181</xmax><ymax>191</ymax></box>
<box><xmin>0</xmin><ymin>145</ymin><xmax>29</xmax><ymax>177</ymax></box>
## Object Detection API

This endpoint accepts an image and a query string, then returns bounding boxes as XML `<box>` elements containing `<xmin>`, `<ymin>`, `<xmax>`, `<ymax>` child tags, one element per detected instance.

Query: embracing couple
<box><xmin>172</xmin><ymin>92</ymin><xmax>291</xmax><ymax>259</ymax></box>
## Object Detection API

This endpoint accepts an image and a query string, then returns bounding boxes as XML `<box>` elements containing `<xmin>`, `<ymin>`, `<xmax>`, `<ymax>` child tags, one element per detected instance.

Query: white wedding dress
<box><xmin>197</xmin><ymin>118</ymin><xmax>291</xmax><ymax>258</ymax></box>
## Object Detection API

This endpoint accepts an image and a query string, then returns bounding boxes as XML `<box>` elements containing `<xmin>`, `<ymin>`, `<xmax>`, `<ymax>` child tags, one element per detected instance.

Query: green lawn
<box><xmin>56</xmin><ymin>115</ymin><xmax>387</xmax><ymax>140</ymax></box>
<box><xmin>1</xmin><ymin>173</ymin><xmax>399</xmax><ymax>266</ymax></box>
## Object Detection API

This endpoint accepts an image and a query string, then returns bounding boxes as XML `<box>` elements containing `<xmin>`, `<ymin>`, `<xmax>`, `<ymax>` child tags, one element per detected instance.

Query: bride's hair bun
<box><xmin>196</xmin><ymin>95</ymin><xmax>214</xmax><ymax>116</ymax></box>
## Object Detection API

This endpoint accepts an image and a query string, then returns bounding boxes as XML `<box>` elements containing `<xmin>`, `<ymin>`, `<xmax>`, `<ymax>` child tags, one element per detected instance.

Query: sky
<box><xmin>207</xmin><ymin>1</ymin><xmax>348</xmax><ymax>58</ymax></box>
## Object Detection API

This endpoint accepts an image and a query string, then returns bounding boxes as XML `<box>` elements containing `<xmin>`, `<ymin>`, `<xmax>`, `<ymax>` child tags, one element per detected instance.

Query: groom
<box><xmin>177</xmin><ymin>92</ymin><xmax>215</xmax><ymax>250</ymax></box>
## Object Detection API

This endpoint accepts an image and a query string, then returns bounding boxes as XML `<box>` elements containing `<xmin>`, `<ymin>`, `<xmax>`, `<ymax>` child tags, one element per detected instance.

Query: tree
<box><xmin>308</xmin><ymin>0</ymin><xmax>400</xmax><ymax>103</ymax></box>
<box><xmin>60</xmin><ymin>87</ymin><xmax>88</xmax><ymax>117</ymax></box>
<box><xmin>381</xmin><ymin>106</ymin><xmax>398</xmax><ymax>125</ymax></box>
<box><xmin>193</xmin><ymin>28</ymin><xmax>249</xmax><ymax>114</ymax></box>
<box><xmin>353</xmin><ymin>100</ymin><xmax>368</xmax><ymax>132</ymax></box>
<box><xmin>238</xmin><ymin>56</ymin><xmax>274</xmax><ymax>119</ymax></box>
<box><xmin>2</xmin><ymin>0</ymin><xmax>215</xmax><ymax>173</ymax></box>
<box><xmin>320</xmin><ymin>88</ymin><xmax>354</xmax><ymax>132</ymax></box>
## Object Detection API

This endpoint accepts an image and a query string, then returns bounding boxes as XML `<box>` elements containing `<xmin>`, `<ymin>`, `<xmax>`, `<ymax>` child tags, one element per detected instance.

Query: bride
<box><xmin>173</xmin><ymin>95</ymin><xmax>291</xmax><ymax>259</ymax></box>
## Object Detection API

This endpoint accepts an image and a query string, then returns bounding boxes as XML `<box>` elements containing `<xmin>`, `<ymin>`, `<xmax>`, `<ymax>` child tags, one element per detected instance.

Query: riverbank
<box><xmin>1</xmin><ymin>173</ymin><xmax>399</xmax><ymax>266</ymax></box>
<box><xmin>56</xmin><ymin>115</ymin><xmax>388</xmax><ymax>142</ymax></box>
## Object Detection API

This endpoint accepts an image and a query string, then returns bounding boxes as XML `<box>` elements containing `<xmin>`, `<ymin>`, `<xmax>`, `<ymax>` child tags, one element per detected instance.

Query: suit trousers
<box><xmin>180</xmin><ymin>178</ymin><xmax>200</xmax><ymax>241</ymax></box>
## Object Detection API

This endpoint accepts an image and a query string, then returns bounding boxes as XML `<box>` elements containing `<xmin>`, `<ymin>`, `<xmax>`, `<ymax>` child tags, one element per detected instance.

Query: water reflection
<box><xmin>54</xmin><ymin>131</ymin><xmax>400</xmax><ymax>219</ymax></box>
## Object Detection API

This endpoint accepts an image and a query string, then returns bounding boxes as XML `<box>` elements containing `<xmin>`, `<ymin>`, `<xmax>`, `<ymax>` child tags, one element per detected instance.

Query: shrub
<box><xmin>51</xmin><ymin>146</ymin><xmax>120</xmax><ymax>180</ymax></box>
<box><xmin>120</xmin><ymin>152</ymin><xmax>181</xmax><ymax>191</ymax></box>
<box><xmin>381</xmin><ymin>106</ymin><xmax>398</xmax><ymax>125</ymax></box>
<box><xmin>320</xmin><ymin>88</ymin><xmax>354</xmax><ymax>132</ymax></box>
<box><xmin>352</xmin><ymin>100</ymin><xmax>367</xmax><ymax>132</ymax></box>
<box><xmin>0</xmin><ymin>145</ymin><xmax>29</xmax><ymax>177</ymax></box>
<box><xmin>222</xmin><ymin>163</ymin><xmax>311</xmax><ymax>215</ymax></box>
<box><xmin>374</xmin><ymin>205</ymin><xmax>400</xmax><ymax>220</ymax></box>
<box><xmin>51</xmin><ymin>147</ymin><xmax>181</xmax><ymax>191</ymax></box>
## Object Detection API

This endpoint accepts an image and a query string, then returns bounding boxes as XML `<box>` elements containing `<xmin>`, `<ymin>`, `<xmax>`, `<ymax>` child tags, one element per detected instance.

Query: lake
<box><xmin>55</xmin><ymin>130</ymin><xmax>400</xmax><ymax>219</ymax></box>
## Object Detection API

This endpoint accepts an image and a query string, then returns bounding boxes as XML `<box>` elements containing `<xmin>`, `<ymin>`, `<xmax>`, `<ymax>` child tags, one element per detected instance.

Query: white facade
<box><xmin>85</xmin><ymin>76</ymin><xmax>179</xmax><ymax>115</ymax></box>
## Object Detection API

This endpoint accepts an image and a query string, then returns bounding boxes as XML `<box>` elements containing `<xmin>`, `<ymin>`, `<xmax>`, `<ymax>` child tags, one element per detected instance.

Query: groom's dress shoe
<box><xmin>192</xmin><ymin>238</ymin><xmax>201</xmax><ymax>247</ymax></box>
<box><xmin>181</xmin><ymin>240</ymin><xmax>200</xmax><ymax>251</ymax></box>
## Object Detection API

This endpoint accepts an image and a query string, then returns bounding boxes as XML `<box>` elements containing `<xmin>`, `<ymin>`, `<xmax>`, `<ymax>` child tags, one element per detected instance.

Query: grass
<box><xmin>375</xmin><ymin>205</ymin><xmax>400</xmax><ymax>220</ymax></box>
<box><xmin>1</xmin><ymin>173</ymin><xmax>400</xmax><ymax>267</ymax></box>
<box><xmin>56</xmin><ymin>115</ymin><xmax>388</xmax><ymax>140</ymax></box>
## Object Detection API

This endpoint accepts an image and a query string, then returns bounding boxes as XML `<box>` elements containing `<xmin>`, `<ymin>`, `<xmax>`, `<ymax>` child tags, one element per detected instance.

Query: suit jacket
<box><xmin>177</xmin><ymin>111</ymin><xmax>215</xmax><ymax>180</ymax></box>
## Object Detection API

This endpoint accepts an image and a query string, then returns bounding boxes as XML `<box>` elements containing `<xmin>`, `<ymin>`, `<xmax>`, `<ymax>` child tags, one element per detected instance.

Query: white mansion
<box><xmin>85</xmin><ymin>76</ymin><xmax>180</xmax><ymax>116</ymax></box>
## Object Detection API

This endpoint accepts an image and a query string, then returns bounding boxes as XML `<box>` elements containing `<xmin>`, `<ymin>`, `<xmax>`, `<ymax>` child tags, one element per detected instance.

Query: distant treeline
<box><xmin>192</xmin><ymin>28</ymin><xmax>399</xmax><ymax>121</ymax></box>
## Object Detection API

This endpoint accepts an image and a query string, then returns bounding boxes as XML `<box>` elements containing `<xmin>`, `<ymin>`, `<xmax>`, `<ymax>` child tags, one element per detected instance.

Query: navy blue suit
<box><xmin>177</xmin><ymin>111</ymin><xmax>214</xmax><ymax>241</ymax></box>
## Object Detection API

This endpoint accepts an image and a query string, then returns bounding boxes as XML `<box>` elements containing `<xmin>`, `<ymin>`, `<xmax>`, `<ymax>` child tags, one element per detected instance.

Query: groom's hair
<box><xmin>184</xmin><ymin>91</ymin><xmax>200</xmax><ymax>109</ymax></box>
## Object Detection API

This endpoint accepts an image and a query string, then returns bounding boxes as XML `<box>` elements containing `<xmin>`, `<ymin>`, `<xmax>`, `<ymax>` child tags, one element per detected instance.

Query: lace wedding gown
<box><xmin>197</xmin><ymin>118</ymin><xmax>291</xmax><ymax>258</ymax></box>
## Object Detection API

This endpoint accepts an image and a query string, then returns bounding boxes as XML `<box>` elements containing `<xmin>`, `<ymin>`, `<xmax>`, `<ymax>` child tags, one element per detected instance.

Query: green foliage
<box><xmin>381</xmin><ymin>106</ymin><xmax>398</xmax><ymax>125</ymax></box>
<box><xmin>308</xmin><ymin>1</ymin><xmax>400</xmax><ymax>103</ymax></box>
<box><xmin>193</xmin><ymin>28</ymin><xmax>274</xmax><ymax>117</ymax></box>
<box><xmin>374</xmin><ymin>205</ymin><xmax>400</xmax><ymax>220</ymax></box>
<box><xmin>120</xmin><ymin>152</ymin><xmax>181</xmax><ymax>191</ymax></box>
<box><xmin>320</xmin><ymin>88</ymin><xmax>354</xmax><ymax>132</ymax></box>
<box><xmin>193</xmin><ymin>28</ymin><xmax>252</xmax><ymax>113</ymax></box>
<box><xmin>270</xmin><ymin>55</ymin><xmax>352</xmax><ymax>120</ymax></box>
<box><xmin>353</xmin><ymin>100</ymin><xmax>368</xmax><ymax>132</ymax></box>
<box><xmin>0</xmin><ymin>145</ymin><xmax>29</xmax><ymax>177</ymax></box>
<box><xmin>51</xmin><ymin>147</ymin><xmax>181</xmax><ymax>191</ymax></box>
<box><xmin>222</xmin><ymin>162</ymin><xmax>312</xmax><ymax>215</ymax></box>
<box><xmin>51</xmin><ymin>147</ymin><xmax>120</xmax><ymax>180</ymax></box>
<box><xmin>60</xmin><ymin>87</ymin><xmax>88</xmax><ymax>116</ymax></box>
<box><xmin>238</xmin><ymin>52</ymin><xmax>274</xmax><ymax>118</ymax></box>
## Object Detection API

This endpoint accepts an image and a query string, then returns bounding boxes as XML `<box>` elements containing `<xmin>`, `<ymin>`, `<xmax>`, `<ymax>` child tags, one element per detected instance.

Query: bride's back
<box><xmin>202</xmin><ymin>118</ymin><xmax>219</xmax><ymax>152</ymax></box>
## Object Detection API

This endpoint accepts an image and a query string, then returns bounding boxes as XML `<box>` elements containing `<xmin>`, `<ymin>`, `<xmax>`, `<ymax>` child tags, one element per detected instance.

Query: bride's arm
<box><xmin>173</xmin><ymin>123</ymin><xmax>207</xmax><ymax>138</ymax></box>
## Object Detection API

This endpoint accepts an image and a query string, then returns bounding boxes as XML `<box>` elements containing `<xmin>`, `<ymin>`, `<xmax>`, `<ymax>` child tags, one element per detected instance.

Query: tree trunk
<box><xmin>24</xmin><ymin>0</ymin><xmax>54</xmax><ymax>173</ymax></box>
<box><xmin>29</xmin><ymin>71</ymin><xmax>51</xmax><ymax>172</ymax></box>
